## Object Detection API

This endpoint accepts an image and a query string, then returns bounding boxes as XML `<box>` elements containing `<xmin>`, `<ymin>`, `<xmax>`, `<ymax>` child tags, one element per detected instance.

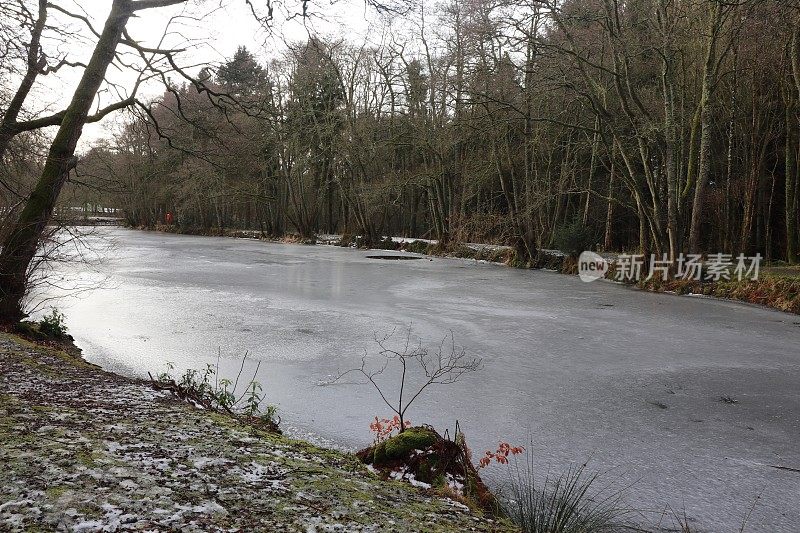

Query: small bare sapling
<box><xmin>330</xmin><ymin>327</ymin><xmax>482</xmax><ymax>432</ymax></box>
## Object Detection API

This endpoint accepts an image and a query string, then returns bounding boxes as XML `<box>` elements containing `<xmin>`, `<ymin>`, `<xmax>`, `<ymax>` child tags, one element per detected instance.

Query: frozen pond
<box><xmin>40</xmin><ymin>227</ymin><xmax>800</xmax><ymax>532</ymax></box>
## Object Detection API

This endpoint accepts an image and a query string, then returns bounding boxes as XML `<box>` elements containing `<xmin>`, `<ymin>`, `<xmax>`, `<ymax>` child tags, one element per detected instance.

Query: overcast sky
<box><xmin>23</xmin><ymin>0</ymin><xmax>383</xmax><ymax>148</ymax></box>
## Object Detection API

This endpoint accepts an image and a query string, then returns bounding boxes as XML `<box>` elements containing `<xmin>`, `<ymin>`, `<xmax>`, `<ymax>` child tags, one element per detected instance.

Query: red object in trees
<box><xmin>165</xmin><ymin>212</ymin><xmax>173</xmax><ymax>225</ymax></box>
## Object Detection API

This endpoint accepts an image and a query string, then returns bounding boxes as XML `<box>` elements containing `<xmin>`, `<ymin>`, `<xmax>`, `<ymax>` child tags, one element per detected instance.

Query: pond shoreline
<box><xmin>19</xmin><ymin>226</ymin><xmax>800</xmax><ymax>531</ymax></box>
<box><xmin>135</xmin><ymin>224</ymin><xmax>800</xmax><ymax>315</ymax></box>
<box><xmin>0</xmin><ymin>332</ymin><xmax>515</xmax><ymax>532</ymax></box>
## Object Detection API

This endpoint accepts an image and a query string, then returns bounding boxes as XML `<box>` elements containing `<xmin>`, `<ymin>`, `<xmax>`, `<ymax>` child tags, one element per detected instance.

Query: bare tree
<box><xmin>0</xmin><ymin>0</ymin><xmax>191</xmax><ymax>323</ymax></box>
<box><xmin>7</xmin><ymin>0</ymin><xmax>800</xmax><ymax>305</ymax></box>
<box><xmin>330</xmin><ymin>327</ymin><xmax>482</xmax><ymax>432</ymax></box>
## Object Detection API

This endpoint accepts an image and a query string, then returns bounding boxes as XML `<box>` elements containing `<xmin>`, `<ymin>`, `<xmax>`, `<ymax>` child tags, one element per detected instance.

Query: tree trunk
<box><xmin>659</xmin><ymin>1</ymin><xmax>680</xmax><ymax>261</ymax></box>
<box><xmin>788</xmin><ymin>19</ymin><xmax>800</xmax><ymax>263</ymax></box>
<box><xmin>582</xmin><ymin>117</ymin><xmax>600</xmax><ymax>225</ymax></box>
<box><xmin>603</xmin><ymin>148</ymin><xmax>616</xmax><ymax>251</ymax></box>
<box><xmin>786</xmin><ymin>92</ymin><xmax>799</xmax><ymax>264</ymax></box>
<box><xmin>688</xmin><ymin>1</ymin><xmax>724</xmax><ymax>253</ymax></box>
<box><xmin>689</xmin><ymin>94</ymin><xmax>713</xmax><ymax>253</ymax></box>
<box><xmin>0</xmin><ymin>0</ymin><xmax>132</xmax><ymax>322</ymax></box>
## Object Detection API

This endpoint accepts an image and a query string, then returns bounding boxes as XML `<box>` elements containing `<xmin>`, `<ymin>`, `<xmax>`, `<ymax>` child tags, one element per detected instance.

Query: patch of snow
<box><xmin>387</xmin><ymin>469</ymin><xmax>431</xmax><ymax>489</ymax></box>
<box><xmin>443</xmin><ymin>498</ymin><xmax>471</xmax><ymax>511</ymax></box>
<box><xmin>192</xmin><ymin>456</ymin><xmax>230</xmax><ymax>469</ymax></box>
<box><xmin>406</xmin><ymin>475</ymin><xmax>431</xmax><ymax>490</ymax></box>
<box><xmin>0</xmin><ymin>499</ymin><xmax>33</xmax><ymax>512</ymax></box>
<box><xmin>72</xmin><ymin>519</ymin><xmax>104</xmax><ymax>531</ymax></box>
<box><xmin>119</xmin><ymin>479</ymin><xmax>138</xmax><ymax>490</ymax></box>
<box><xmin>391</xmin><ymin>237</ymin><xmax>436</xmax><ymax>245</ymax></box>
<box><xmin>237</xmin><ymin>461</ymin><xmax>284</xmax><ymax>487</ymax></box>
<box><xmin>191</xmin><ymin>501</ymin><xmax>226</xmax><ymax>514</ymax></box>
<box><xmin>446</xmin><ymin>474</ymin><xmax>464</xmax><ymax>493</ymax></box>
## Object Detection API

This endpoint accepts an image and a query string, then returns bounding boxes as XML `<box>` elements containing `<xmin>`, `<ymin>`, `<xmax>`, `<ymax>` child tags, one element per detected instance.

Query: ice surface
<box><xmin>38</xmin><ymin>228</ymin><xmax>800</xmax><ymax>532</ymax></box>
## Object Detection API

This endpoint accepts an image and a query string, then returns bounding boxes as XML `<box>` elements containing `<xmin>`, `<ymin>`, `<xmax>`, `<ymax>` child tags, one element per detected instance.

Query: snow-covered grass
<box><xmin>0</xmin><ymin>333</ymin><xmax>515</xmax><ymax>532</ymax></box>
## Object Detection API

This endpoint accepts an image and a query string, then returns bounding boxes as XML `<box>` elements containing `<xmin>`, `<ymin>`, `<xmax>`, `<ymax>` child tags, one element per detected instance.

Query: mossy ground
<box><xmin>637</xmin><ymin>272</ymin><xmax>800</xmax><ymax>314</ymax></box>
<box><xmin>0</xmin><ymin>334</ymin><xmax>515</xmax><ymax>532</ymax></box>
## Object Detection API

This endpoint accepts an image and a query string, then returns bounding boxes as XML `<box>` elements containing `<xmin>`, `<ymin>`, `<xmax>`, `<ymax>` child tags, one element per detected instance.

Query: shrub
<box><xmin>403</xmin><ymin>240</ymin><xmax>431</xmax><ymax>254</ymax></box>
<box><xmin>437</xmin><ymin>243</ymin><xmax>478</xmax><ymax>259</ymax></box>
<box><xmin>329</xmin><ymin>327</ymin><xmax>481</xmax><ymax>432</ymax></box>
<box><xmin>478</xmin><ymin>442</ymin><xmax>525</xmax><ymax>468</ymax></box>
<box><xmin>552</xmin><ymin>219</ymin><xmax>595</xmax><ymax>259</ymax></box>
<box><xmin>357</xmin><ymin>235</ymin><xmax>398</xmax><ymax>250</ymax></box>
<box><xmin>337</xmin><ymin>234</ymin><xmax>355</xmax><ymax>247</ymax></box>
<box><xmin>501</xmin><ymin>456</ymin><xmax>628</xmax><ymax>533</ymax></box>
<box><xmin>38</xmin><ymin>308</ymin><xmax>68</xmax><ymax>338</ymax></box>
<box><xmin>358</xmin><ymin>423</ymin><xmax>500</xmax><ymax>513</ymax></box>
<box><xmin>150</xmin><ymin>355</ymin><xmax>280</xmax><ymax>433</ymax></box>
<box><xmin>449</xmin><ymin>212</ymin><xmax>515</xmax><ymax>244</ymax></box>
<box><xmin>370</xmin><ymin>415</ymin><xmax>412</xmax><ymax>444</ymax></box>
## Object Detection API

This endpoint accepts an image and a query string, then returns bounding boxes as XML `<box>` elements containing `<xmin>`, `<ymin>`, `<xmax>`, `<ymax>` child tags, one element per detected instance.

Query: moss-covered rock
<box><xmin>357</xmin><ymin>426</ymin><xmax>501</xmax><ymax>516</ymax></box>
<box><xmin>384</xmin><ymin>427</ymin><xmax>438</xmax><ymax>459</ymax></box>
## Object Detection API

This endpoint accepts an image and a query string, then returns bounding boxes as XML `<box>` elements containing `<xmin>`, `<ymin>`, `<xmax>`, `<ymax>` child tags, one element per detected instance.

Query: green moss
<box><xmin>417</xmin><ymin>459</ymin><xmax>433</xmax><ymax>483</ymax></box>
<box><xmin>76</xmin><ymin>450</ymin><xmax>97</xmax><ymax>467</ymax></box>
<box><xmin>2</xmin><ymin>333</ymin><xmax>90</xmax><ymax>369</ymax></box>
<box><xmin>45</xmin><ymin>486</ymin><xmax>68</xmax><ymax>499</ymax></box>
<box><xmin>206</xmin><ymin>410</ymin><xmax>242</xmax><ymax>429</ymax></box>
<box><xmin>373</xmin><ymin>442</ymin><xmax>387</xmax><ymax>464</ymax></box>
<box><xmin>382</xmin><ymin>427</ymin><xmax>438</xmax><ymax>461</ymax></box>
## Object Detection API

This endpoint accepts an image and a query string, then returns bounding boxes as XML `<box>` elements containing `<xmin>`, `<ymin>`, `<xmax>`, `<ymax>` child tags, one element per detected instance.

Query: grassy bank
<box><xmin>360</xmin><ymin>238</ymin><xmax>800</xmax><ymax>316</ymax></box>
<box><xmin>637</xmin><ymin>270</ymin><xmax>800</xmax><ymax>314</ymax></box>
<box><xmin>347</xmin><ymin>236</ymin><xmax>800</xmax><ymax>315</ymax></box>
<box><xmin>0</xmin><ymin>333</ymin><xmax>515</xmax><ymax>532</ymax></box>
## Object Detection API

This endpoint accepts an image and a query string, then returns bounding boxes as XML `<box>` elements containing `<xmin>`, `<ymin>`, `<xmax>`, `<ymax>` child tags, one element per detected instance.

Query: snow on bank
<box><xmin>0</xmin><ymin>334</ymin><xmax>513</xmax><ymax>532</ymax></box>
